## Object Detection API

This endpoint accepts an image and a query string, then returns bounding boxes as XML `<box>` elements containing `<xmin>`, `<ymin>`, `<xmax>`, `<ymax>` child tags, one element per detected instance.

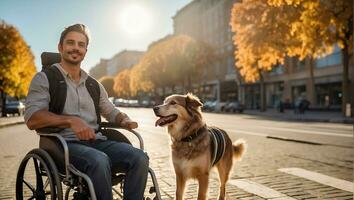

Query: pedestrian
<box><xmin>278</xmin><ymin>100</ymin><xmax>284</xmax><ymax>113</ymax></box>
<box><xmin>294</xmin><ymin>97</ymin><xmax>301</xmax><ymax>114</ymax></box>
<box><xmin>24</xmin><ymin>24</ymin><xmax>149</xmax><ymax>200</ymax></box>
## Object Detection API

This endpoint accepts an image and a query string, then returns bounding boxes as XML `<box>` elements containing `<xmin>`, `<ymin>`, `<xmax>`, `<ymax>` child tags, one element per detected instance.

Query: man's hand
<box><xmin>120</xmin><ymin>118</ymin><xmax>138</xmax><ymax>129</ymax></box>
<box><xmin>69</xmin><ymin>116</ymin><xmax>96</xmax><ymax>140</ymax></box>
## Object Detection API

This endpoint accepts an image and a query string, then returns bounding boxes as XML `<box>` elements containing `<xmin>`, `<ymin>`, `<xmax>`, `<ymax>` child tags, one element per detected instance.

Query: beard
<box><xmin>62</xmin><ymin>50</ymin><xmax>85</xmax><ymax>65</ymax></box>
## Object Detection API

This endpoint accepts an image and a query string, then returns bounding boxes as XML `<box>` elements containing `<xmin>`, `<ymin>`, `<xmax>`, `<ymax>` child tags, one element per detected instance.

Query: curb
<box><xmin>0</xmin><ymin>121</ymin><xmax>25</xmax><ymax>128</ymax></box>
<box><xmin>243</xmin><ymin>112</ymin><xmax>354</xmax><ymax>124</ymax></box>
<box><xmin>266</xmin><ymin>135</ymin><xmax>353</xmax><ymax>148</ymax></box>
<box><xmin>266</xmin><ymin>135</ymin><xmax>323</xmax><ymax>145</ymax></box>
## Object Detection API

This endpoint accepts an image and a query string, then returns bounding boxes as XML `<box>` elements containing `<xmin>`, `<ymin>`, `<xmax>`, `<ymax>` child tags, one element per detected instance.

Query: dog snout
<box><xmin>153</xmin><ymin>106</ymin><xmax>160</xmax><ymax>114</ymax></box>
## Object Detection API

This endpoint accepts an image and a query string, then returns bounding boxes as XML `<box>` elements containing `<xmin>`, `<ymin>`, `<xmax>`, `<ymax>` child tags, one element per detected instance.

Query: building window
<box><xmin>295</xmin><ymin>57</ymin><xmax>306</xmax><ymax>71</ymax></box>
<box><xmin>316</xmin><ymin>45</ymin><xmax>342</xmax><ymax>68</ymax></box>
<box><xmin>270</xmin><ymin>63</ymin><xmax>284</xmax><ymax>75</ymax></box>
<box><xmin>315</xmin><ymin>82</ymin><xmax>342</xmax><ymax>107</ymax></box>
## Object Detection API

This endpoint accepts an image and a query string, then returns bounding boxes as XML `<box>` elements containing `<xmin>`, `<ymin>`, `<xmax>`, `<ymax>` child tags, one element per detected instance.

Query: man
<box><xmin>25</xmin><ymin>24</ymin><xmax>148</xmax><ymax>200</ymax></box>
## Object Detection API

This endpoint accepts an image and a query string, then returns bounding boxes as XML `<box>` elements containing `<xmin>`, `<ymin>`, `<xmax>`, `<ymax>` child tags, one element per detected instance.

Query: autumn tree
<box><xmin>129</xmin><ymin>64</ymin><xmax>154</xmax><ymax>97</ymax></box>
<box><xmin>180</xmin><ymin>36</ymin><xmax>216</xmax><ymax>91</ymax></box>
<box><xmin>268</xmin><ymin>0</ymin><xmax>353</xmax><ymax>115</ymax></box>
<box><xmin>98</xmin><ymin>76</ymin><xmax>115</xmax><ymax>97</ymax></box>
<box><xmin>136</xmin><ymin>34</ymin><xmax>215</xmax><ymax>97</ymax></box>
<box><xmin>231</xmin><ymin>0</ymin><xmax>352</xmax><ymax>113</ymax></box>
<box><xmin>114</xmin><ymin>68</ymin><xmax>132</xmax><ymax>98</ymax></box>
<box><xmin>0</xmin><ymin>20</ymin><xmax>36</xmax><ymax>116</ymax></box>
<box><xmin>230</xmin><ymin>0</ymin><xmax>299</xmax><ymax>111</ymax></box>
<box><xmin>137</xmin><ymin>40</ymin><xmax>171</xmax><ymax>96</ymax></box>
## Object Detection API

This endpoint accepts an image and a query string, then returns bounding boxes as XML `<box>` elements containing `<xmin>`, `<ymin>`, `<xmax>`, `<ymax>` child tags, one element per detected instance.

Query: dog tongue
<box><xmin>155</xmin><ymin>118</ymin><xmax>164</xmax><ymax>127</ymax></box>
<box><xmin>155</xmin><ymin>115</ymin><xmax>175</xmax><ymax>127</ymax></box>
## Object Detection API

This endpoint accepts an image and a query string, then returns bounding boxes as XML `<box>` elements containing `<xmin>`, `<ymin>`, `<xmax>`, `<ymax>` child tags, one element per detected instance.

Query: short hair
<box><xmin>59</xmin><ymin>24</ymin><xmax>90</xmax><ymax>46</ymax></box>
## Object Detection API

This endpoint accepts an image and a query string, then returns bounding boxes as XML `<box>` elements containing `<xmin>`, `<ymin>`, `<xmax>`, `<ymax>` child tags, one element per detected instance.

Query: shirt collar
<box><xmin>53</xmin><ymin>63</ymin><xmax>88</xmax><ymax>84</ymax></box>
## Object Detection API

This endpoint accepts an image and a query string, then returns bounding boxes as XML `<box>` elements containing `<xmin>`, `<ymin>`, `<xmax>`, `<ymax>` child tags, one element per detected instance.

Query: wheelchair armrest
<box><xmin>99</xmin><ymin>122</ymin><xmax>123</xmax><ymax>129</ymax></box>
<box><xmin>37</xmin><ymin>133</ymin><xmax>70</xmax><ymax>178</ymax></box>
<box><xmin>36</xmin><ymin>127</ymin><xmax>64</xmax><ymax>133</ymax></box>
<box><xmin>99</xmin><ymin>122</ymin><xmax>144</xmax><ymax>150</ymax></box>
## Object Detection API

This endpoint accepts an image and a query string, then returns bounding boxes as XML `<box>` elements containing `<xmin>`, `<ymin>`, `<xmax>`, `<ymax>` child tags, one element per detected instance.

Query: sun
<box><xmin>117</xmin><ymin>4</ymin><xmax>152</xmax><ymax>36</ymax></box>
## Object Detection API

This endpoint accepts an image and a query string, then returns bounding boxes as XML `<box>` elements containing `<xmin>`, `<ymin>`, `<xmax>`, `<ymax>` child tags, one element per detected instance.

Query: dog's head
<box><xmin>153</xmin><ymin>93</ymin><xmax>203</xmax><ymax>129</ymax></box>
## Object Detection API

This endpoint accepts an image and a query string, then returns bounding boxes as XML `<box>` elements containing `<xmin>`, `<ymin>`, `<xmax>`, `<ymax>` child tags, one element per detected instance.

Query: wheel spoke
<box><xmin>32</xmin><ymin>158</ymin><xmax>44</xmax><ymax>191</ymax></box>
<box><xmin>44</xmin><ymin>178</ymin><xmax>50</xmax><ymax>190</ymax></box>
<box><xmin>28</xmin><ymin>196</ymin><xmax>35</xmax><ymax>200</ymax></box>
<box><xmin>23</xmin><ymin>178</ymin><xmax>35</xmax><ymax>193</ymax></box>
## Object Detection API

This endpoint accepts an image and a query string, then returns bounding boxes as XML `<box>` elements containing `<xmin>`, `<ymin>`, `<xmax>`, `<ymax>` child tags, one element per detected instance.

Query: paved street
<box><xmin>0</xmin><ymin>108</ymin><xmax>353</xmax><ymax>199</ymax></box>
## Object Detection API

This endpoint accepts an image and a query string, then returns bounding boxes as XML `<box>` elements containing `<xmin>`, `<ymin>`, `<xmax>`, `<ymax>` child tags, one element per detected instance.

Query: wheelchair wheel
<box><xmin>16</xmin><ymin>148</ymin><xmax>63</xmax><ymax>200</ymax></box>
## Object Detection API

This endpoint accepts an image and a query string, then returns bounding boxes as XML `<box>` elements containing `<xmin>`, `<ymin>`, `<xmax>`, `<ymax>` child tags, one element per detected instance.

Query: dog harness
<box><xmin>179</xmin><ymin>125</ymin><xmax>226</xmax><ymax>167</ymax></box>
<box><xmin>208</xmin><ymin>127</ymin><xmax>226</xmax><ymax>167</ymax></box>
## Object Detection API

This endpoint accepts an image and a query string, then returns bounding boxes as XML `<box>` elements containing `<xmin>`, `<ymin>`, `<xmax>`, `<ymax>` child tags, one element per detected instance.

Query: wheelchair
<box><xmin>15</xmin><ymin>52</ymin><xmax>162</xmax><ymax>200</ymax></box>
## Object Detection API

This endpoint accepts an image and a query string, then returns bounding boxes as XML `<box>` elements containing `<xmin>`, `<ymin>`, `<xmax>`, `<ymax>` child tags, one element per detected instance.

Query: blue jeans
<box><xmin>68</xmin><ymin>140</ymin><xmax>149</xmax><ymax>200</ymax></box>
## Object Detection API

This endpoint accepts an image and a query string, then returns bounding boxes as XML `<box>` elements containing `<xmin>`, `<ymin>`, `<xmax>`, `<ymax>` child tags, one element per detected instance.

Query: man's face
<box><xmin>58</xmin><ymin>31</ymin><xmax>87</xmax><ymax>65</ymax></box>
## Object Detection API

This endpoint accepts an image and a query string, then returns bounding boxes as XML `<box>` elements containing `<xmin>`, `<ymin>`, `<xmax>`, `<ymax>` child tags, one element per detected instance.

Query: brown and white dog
<box><xmin>153</xmin><ymin>93</ymin><xmax>246</xmax><ymax>200</ymax></box>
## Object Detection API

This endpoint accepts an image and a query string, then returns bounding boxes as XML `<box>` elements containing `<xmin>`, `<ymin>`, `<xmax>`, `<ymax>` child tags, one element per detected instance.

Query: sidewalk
<box><xmin>243</xmin><ymin>108</ymin><xmax>354</xmax><ymax>124</ymax></box>
<box><xmin>0</xmin><ymin>115</ymin><xmax>24</xmax><ymax>128</ymax></box>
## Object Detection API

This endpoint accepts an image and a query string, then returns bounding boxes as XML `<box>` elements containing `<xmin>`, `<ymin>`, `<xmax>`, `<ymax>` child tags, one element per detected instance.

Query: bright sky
<box><xmin>0</xmin><ymin>0</ymin><xmax>192</xmax><ymax>72</ymax></box>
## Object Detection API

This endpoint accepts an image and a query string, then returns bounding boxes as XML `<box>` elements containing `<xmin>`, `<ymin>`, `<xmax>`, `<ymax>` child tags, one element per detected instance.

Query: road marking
<box><xmin>278</xmin><ymin>168</ymin><xmax>354</xmax><ymax>193</ymax></box>
<box><xmin>229</xmin><ymin>179</ymin><xmax>296</xmax><ymax>199</ymax></box>
<box><xmin>226</xmin><ymin>127</ymin><xmax>352</xmax><ymax>139</ymax></box>
<box><xmin>225</xmin><ymin>129</ymin><xmax>268</xmax><ymax>137</ymax></box>
<box><xmin>260</xmin><ymin>126</ymin><xmax>353</xmax><ymax>138</ymax></box>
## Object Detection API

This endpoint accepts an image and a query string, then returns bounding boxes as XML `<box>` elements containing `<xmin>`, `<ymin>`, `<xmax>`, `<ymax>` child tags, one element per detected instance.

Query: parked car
<box><xmin>140</xmin><ymin>100</ymin><xmax>156</xmax><ymax>108</ymax></box>
<box><xmin>202</xmin><ymin>100</ymin><xmax>217</xmax><ymax>112</ymax></box>
<box><xmin>128</xmin><ymin>99</ymin><xmax>139</xmax><ymax>107</ymax></box>
<box><xmin>3</xmin><ymin>101</ymin><xmax>25</xmax><ymax>116</ymax></box>
<box><xmin>113</xmin><ymin>98</ymin><xmax>127</xmax><ymax>107</ymax></box>
<box><xmin>224</xmin><ymin>101</ymin><xmax>244</xmax><ymax>113</ymax></box>
<box><xmin>216</xmin><ymin>101</ymin><xmax>228</xmax><ymax>112</ymax></box>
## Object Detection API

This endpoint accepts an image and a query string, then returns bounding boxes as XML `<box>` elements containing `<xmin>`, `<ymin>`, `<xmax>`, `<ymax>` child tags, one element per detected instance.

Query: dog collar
<box><xmin>180</xmin><ymin>125</ymin><xmax>207</xmax><ymax>142</ymax></box>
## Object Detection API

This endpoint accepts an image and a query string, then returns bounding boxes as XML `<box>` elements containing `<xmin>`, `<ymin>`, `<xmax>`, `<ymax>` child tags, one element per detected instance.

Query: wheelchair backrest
<box><xmin>41</xmin><ymin>52</ymin><xmax>61</xmax><ymax>71</ymax></box>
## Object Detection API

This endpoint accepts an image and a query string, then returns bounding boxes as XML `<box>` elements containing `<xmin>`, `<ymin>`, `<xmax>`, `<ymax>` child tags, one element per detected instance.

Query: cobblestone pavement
<box><xmin>0</xmin><ymin>108</ymin><xmax>353</xmax><ymax>199</ymax></box>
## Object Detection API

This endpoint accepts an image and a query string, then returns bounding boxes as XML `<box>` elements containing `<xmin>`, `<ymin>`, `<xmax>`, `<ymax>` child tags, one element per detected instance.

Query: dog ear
<box><xmin>185</xmin><ymin>93</ymin><xmax>203</xmax><ymax>108</ymax></box>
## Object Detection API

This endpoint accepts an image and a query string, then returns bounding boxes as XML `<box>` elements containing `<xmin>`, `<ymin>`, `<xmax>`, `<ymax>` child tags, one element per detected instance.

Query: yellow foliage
<box><xmin>132</xmin><ymin>34</ymin><xmax>215</xmax><ymax>92</ymax></box>
<box><xmin>230</xmin><ymin>0</ymin><xmax>352</xmax><ymax>83</ymax></box>
<box><xmin>269</xmin><ymin>0</ymin><xmax>353</xmax><ymax>58</ymax></box>
<box><xmin>230</xmin><ymin>0</ymin><xmax>296</xmax><ymax>82</ymax></box>
<box><xmin>114</xmin><ymin>69</ymin><xmax>132</xmax><ymax>97</ymax></box>
<box><xmin>0</xmin><ymin>21</ymin><xmax>36</xmax><ymax>97</ymax></box>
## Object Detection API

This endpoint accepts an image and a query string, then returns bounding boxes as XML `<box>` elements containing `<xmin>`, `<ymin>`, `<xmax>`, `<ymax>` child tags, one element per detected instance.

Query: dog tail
<box><xmin>232</xmin><ymin>139</ymin><xmax>247</xmax><ymax>160</ymax></box>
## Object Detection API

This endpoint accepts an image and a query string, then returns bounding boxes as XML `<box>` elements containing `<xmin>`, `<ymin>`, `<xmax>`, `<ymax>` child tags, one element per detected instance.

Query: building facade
<box><xmin>173</xmin><ymin>0</ymin><xmax>352</xmax><ymax>111</ymax></box>
<box><xmin>89</xmin><ymin>58</ymin><xmax>108</xmax><ymax>80</ymax></box>
<box><xmin>173</xmin><ymin>0</ymin><xmax>239</xmax><ymax>102</ymax></box>
<box><xmin>106</xmin><ymin>50</ymin><xmax>144</xmax><ymax>76</ymax></box>
<box><xmin>244</xmin><ymin>46</ymin><xmax>352</xmax><ymax>110</ymax></box>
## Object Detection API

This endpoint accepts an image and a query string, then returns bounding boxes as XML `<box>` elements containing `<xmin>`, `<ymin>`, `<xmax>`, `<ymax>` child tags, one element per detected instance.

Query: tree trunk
<box><xmin>171</xmin><ymin>85</ymin><xmax>175</xmax><ymax>93</ymax></box>
<box><xmin>307</xmin><ymin>57</ymin><xmax>316</xmax><ymax>106</ymax></box>
<box><xmin>187</xmin><ymin>75</ymin><xmax>192</xmax><ymax>93</ymax></box>
<box><xmin>162</xmin><ymin>87</ymin><xmax>166</xmax><ymax>97</ymax></box>
<box><xmin>341</xmin><ymin>44</ymin><xmax>350</xmax><ymax>116</ymax></box>
<box><xmin>1</xmin><ymin>91</ymin><xmax>6</xmax><ymax>117</ymax></box>
<box><xmin>182</xmin><ymin>77</ymin><xmax>186</xmax><ymax>94</ymax></box>
<box><xmin>259</xmin><ymin>71</ymin><xmax>266</xmax><ymax>112</ymax></box>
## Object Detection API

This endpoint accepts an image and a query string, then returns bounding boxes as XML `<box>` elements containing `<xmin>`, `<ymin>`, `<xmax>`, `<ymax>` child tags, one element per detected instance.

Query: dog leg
<box><xmin>176</xmin><ymin>174</ymin><xmax>186</xmax><ymax>200</ymax></box>
<box><xmin>196</xmin><ymin>173</ymin><xmax>209</xmax><ymax>200</ymax></box>
<box><xmin>217</xmin><ymin>159</ymin><xmax>232</xmax><ymax>200</ymax></box>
